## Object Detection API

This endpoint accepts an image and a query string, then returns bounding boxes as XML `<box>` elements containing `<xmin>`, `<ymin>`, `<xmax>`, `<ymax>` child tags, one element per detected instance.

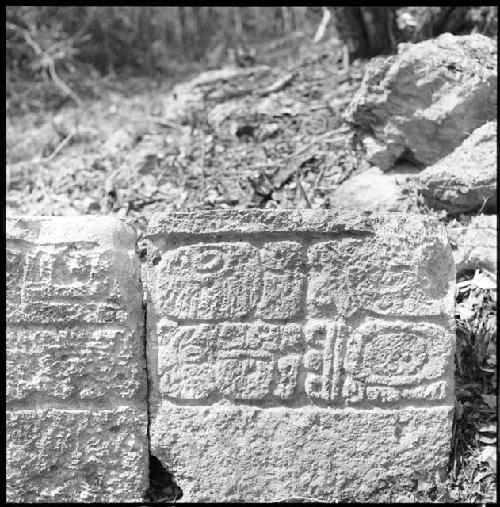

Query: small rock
<box><xmin>447</xmin><ymin>215</ymin><xmax>497</xmax><ymax>274</ymax></box>
<box><xmin>344</xmin><ymin>33</ymin><xmax>497</xmax><ymax>170</ymax></box>
<box><xmin>87</xmin><ymin>200</ymin><xmax>101</xmax><ymax>214</ymax></box>
<box><xmin>207</xmin><ymin>101</ymin><xmax>241</xmax><ymax>129</ymax></box>
<box><xmin>330</xmin><ymin>165</ymin><xmax>420</xmax><ymax>212</ymax></box>
<box><xmin>77</xmin><ymin>197</ymin><xmax>101</xmax><ymax>214</ymax></box>
<box><xmin>418</xmin><ymin>121</ymin><xmax>497</xmax><ymax>215</ymax></box>
<box><xmin>260</xmin><ymin>122</ymin><xmax>280</xmax><ymax>140</ymax></box>
<box><xmin>102</xmin><ymin>129</ymin><xmax>135</xmax><ymax>157</ymax></box>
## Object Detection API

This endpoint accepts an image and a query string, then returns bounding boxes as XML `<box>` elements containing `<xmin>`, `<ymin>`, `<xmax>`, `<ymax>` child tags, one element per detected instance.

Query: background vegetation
<box><xmin>6</xmin><ymin>6</ymin><xmax>497</xmax><ymax>113</ymax></box>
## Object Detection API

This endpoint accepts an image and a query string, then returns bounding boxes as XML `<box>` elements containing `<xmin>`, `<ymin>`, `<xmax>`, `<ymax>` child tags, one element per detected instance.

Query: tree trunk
<box><xmin>233</xmin><ymin>7</ymin><xmax>243</xmax><ymax>42</ymax></box>
<box><xmin>332</xmin><ymin>7</ymin><xmax>396</xmax><ymax>58</ymax></box>
<box><xmin>281</xmin><ymin>7</ymin><xmax>292</xmax><ymax>34</ymax></box>
<box><xmin>178</xmin><ymin>6</ymin><xmax>189</xmax><ymax>59</ymax></box>
<box><xmin>332</xmin><ymin>6</ymin><xmax>487</xmax><ymax>59</ymax></box>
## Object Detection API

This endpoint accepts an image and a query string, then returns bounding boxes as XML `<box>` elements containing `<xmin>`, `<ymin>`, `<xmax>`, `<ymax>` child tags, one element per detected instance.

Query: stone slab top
<box><xmin>148</xmin><ymin>209</ymin><xmax>450</xmax><ymax>237</ymax></box>
<box><xmin>7</xmin><ymin>216</ymin><xmax>137</xmax><ymax>249</ymax></box>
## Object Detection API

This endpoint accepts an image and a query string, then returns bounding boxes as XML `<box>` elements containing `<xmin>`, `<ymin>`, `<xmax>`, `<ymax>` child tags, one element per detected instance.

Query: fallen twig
<box><xmin>148</xmin><ymin>117</ymin><xmax>184</xmax><ymax>130</ymax></box>
<box><xmin>342</xmin><ymin>43</ymin><xmax>350</xmax><ymax>73</ymax></box>
<box><xmin>40</xmin><ymin>132</ymin><xmax>74</xmax><ymax>163</ymax></box>
<box><xmin>113</xmin><ymin>110</ymin><xmax>183</xmax><ymax>130</ymax></box>
<box><xmin>476</xmin><ymin>196</ymin><xmax>490</xmax><ymax>215</ymax></box>
<box><xmin>313</xmin><ymin>7</ymin><xmax>332</xmax><ymax>43</ymax></box>
<box><xmin>256</xmin><ymin>72</ymin><xmax>296</xmax><ymax>97</ymax></box>
<box><xmin>313</xmin><ymin>165</ymin><xmax>326</xmax><ymax>195</ymax></box>
<box><xmin>295</xmin><ymin>166</ymin><xmax>312</xmax><ymax>208</ymax></box>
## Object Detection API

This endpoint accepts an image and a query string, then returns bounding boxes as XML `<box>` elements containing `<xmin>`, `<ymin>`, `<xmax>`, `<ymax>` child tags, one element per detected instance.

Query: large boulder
<box><xmin>344</xmin><ymin>33</ymin><xmax>497</xmax><ymax>170</ymax></box>
<box><xmin>417</xmin><ymin>121</ymin><xmax>497</xmax><ymax>215</ymax></box>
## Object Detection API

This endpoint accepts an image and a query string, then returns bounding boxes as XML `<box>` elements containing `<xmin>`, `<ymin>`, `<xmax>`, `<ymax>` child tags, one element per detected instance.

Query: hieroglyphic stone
<box><xmin>147</xmin><ymin>210</ymin><xmax>456</xmax><ymax>502</ymax></box>
<box><xmin>151</xmin><ymin>240</ymin><xmax>307</xmax><ymax>322</ymax></box>
<box><xmin>155</xmin><ymin>242</ymin><xmax>261</xmax><ymax>320</ymax></box>
<box><xmin>256</xmin><ymin>241</ymin><xmax>306</xmax><ymax>319</ymax></box>
<box><xmin>7</xmin><ymin>326</ymin><xmax>145</xmax><ymax>403</ymax></box>
<box><xmin>307</xmin><ymin>217</ymin><xmax>455</xmax><ymax>318</ymax></box>
<box><xmin>157</xmin><ymin>321</ymin><xmax>303</xmax><ymax>401</ymax></box>
<box><xmin>6</xmin><ymin>217</ymin><xmax>148</xmax><ymax>502</ymax></box>
<box><xmin>7</xmin><ymin>240</ymin><xmax>134</xmax><ymax>324</ymax></box>
<box><xmin>342</xmin><ymin>318</ymin><xmax>454</xmax><ymax>404</ymax></box>
<box><xmin>303</xmin><ymin>320</ymin><xmax>346</xmax><ymax>402</ymax></box>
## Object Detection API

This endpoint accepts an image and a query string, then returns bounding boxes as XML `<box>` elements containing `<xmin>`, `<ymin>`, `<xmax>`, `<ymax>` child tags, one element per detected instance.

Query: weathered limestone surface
<box><xmin>7</xmin><ymin>408</ymin><xmax>147</xmax><ymax>503</ymax></box>
<box><xmin>6</xmin><ymin>216</ymin><xmax>148</xmax><ymax>502</ymax></box>
<box><xmin>344</xmin><ymin>33</ymin><xmax>497</xmax><ymax>170</ymax></box>
<box><xmin>418</xmin><ymin>121</ymin><xmax>497</xmax><ymax>215</ymax></box>
<box><xmin>152</xmin><ymin>405</ymin><xmax>453</xmax><ymax>502</ymax></box>
<box><xmin>147</xmin><ymin>210</ymin><xmax>456</xmax><ymax>502</ymax></box>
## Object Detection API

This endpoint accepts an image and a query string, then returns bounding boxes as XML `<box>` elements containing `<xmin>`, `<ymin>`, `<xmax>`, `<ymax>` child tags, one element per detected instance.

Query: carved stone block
<box><xmin>6</xmin><ymin>217</ymin><xmax>148</xmax><ymax>502</ymax></box>
<box><xmin>148</xmin><ymin>210</ymin><xmax>456</xmax><ymax>501</ymax></box>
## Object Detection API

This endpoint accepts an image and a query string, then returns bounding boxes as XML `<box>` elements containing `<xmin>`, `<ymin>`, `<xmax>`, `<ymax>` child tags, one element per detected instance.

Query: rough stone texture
<box><xmin>344</xmin><ymin>33</ymin><xmax>497</xmax><ymax>170</ymax></box>
<box><xmin>152</xmin><ymin>405</ymin><xmax>453</xmax><ymax>502</ymax></box>
<box><xmin>330</xmin><ymin>165</ymin><xmax>420</xmax><ymax>213</ymax></box>
<box><xmin>7</xmin><ymin>408</ymin><xmax>147</xmax><ymax>503</ymax></box>
<box><xmin>147</xmin><ymin>210</ymin><xmax>456</xmax><ymax>502</ymax></box>
<box><xmin>418</xmin><ymin>121</ymin><xmax>497</xmax><ymax>215</ymax></box>
<box><xmin>447</xmin><ymin>215</ymin><xmax>497</xmax><ymax>274</ymax></box>
<box><xmin>6</xmin><ymin>216</ymin><xmax>148</xmax><ymax>502</ymax></box>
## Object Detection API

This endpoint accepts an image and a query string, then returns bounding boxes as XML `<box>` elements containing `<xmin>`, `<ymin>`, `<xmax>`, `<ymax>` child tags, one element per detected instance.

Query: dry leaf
<box><xmin>478</xmin><ymin>423</ymin><xmax>497</xmax><ymax>434</ymax></box>
<box><xmin>478</xmin><ymin>435</ymin><xmax>497</xmax><ymax>445</ymax></box>
<box><xmin>474</xmin><ymin>470</ymin><xmax>493</xmax><ymax>483</ymax></box>
<box><xmin>478</xmin><ymin>445</ymin><xmax>497</xmax><ymax>469</ymax></box>
<box><xmin>417</xmin><ymin>477</ymin><xmax>433</xmax><ymax>492</ymax></box>
<box><xmin>456</xmin><ymin>302</ymin><xmax>475</xmax><ymax>321</ymax></box>
<box><xmin>481</xmin><ymin>395</ymin><xmax>497</xmax><ymax>410</ymax></box>
<box><xmin>471</xmin><ymin>270</ymin><xmax>496</xmax><ymax>290</ymax></box>
<box><xmin>480</xmin><ymin>366</ymin><xmax>496</xmax><ymax>373</ymax></box>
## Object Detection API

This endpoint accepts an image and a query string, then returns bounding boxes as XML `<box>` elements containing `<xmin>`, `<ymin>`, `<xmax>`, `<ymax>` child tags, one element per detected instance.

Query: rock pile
<box><xmin>418</xmin><ymin>121</ymin><xmax>497</xmax><ymax>215</ymax></box>
<box><xmin>339</xmin><ymin>33</ymin><xmax>497</xmax><ymax>275</ymax></box>
<box><xmin>344</xmin><ymin>33</ymin><xmax>497</xmax><ymax>171</ymax></box>
<box><xmin>447</xmin><ymin>215</ymin><xmax>497</xmax><ymax>274</ymax></box>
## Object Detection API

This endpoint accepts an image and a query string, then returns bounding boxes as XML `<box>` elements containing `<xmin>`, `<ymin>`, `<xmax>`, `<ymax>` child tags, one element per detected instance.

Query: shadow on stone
<box><xmin>145</xmin><ymin>454</ymin><xmax>183</xmax><ymax>503</ymax></box>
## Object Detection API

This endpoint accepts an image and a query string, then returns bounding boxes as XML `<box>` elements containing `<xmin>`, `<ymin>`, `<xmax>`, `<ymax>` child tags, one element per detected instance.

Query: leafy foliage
<box><xmin>6</xmin><ymin>6</ymin><xmax>497</xmax><ymax>113</ymax></box>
